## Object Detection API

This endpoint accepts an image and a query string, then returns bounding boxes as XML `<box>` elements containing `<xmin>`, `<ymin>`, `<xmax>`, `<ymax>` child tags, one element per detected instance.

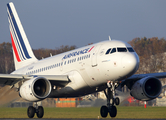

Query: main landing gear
<box><xmin>27</xmin><ymin>102</ymin><xmax>44</xmax><ymax>118</ymax></box>
<box><xmin>100</xmin><ymin>81</ymin><xmax>120</xmax><ymax>118</ymax></box>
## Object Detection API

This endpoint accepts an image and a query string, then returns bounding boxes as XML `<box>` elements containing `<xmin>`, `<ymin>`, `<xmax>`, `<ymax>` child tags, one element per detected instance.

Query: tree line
<box><xmin>0</xmin><ymin>37</ymin><xmax>166</xmax><ymax>74</ymax></box>
<box><xmin>128</xmin><ymin>37</ymin><xmax>166</xmax><ymax>74</ymax></box>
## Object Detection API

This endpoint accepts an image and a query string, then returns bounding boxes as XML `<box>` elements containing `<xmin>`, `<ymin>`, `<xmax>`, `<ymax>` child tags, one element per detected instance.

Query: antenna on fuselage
<box><xmin>50</xmin><ymin>53</ymin><xmax>52</xmax><ymax>57</ymax></box>
<box><xmin>108</xmin><ymin>36</ymin><xmax>111</xmax><ymax>41</ymax></box>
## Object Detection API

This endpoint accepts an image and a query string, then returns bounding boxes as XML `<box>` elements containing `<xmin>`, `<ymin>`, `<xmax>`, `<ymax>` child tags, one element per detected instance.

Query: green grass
<box><xmin>0</xmin><ymin>106</ymin><xmax>166</xmax><ymax>118</ymax></box>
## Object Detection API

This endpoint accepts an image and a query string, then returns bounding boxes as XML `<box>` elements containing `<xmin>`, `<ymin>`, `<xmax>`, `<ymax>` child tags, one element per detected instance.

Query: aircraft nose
<box><xmin>122</xmin><ymin>54</ymin><xmax>139</xmax><ymax>73</ymax></box>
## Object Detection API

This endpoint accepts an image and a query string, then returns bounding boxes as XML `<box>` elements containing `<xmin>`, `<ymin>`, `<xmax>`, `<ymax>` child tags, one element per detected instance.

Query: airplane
<box><xmin>1</xmin><ymin>2</ymin><xmax>165</xmax><ymax>118</ymax></box>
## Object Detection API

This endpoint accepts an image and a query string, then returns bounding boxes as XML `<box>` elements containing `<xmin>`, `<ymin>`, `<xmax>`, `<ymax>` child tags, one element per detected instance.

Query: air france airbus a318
<box><xmin>1</xmin><ymin>2</ymin><xmax>165</xmax><ymax>118</ymax></box>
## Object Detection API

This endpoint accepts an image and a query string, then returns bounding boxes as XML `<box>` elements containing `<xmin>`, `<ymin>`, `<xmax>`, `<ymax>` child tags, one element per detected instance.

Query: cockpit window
<box><xmin>110</xmin><ymin>48</ymin><xmax>116</xmax><ymax>54</ymax></box>
<box><xmin>106</xmin><ymin>47</ymin><xmax>133</xmax><ymax>54</ymax></box>
<box><xmin>127</xmin><ymin>47</ymin><xmax>135</xmax><ymax>52</ymax></box>
<box><xmin>117</xmin><ymin>48</ymin><xmax>127</xmax><ymax>52</ymax></box>
<box><xmin>106</xmin><ymin>48</ymin><xmax>111</xmax><ymax>54</ymax></box>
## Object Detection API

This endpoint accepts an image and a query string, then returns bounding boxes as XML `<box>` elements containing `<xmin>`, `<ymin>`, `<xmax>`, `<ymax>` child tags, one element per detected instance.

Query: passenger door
<box><xmin>91</xmin><ymin>44</ymin><xmax>102</xmax><ymax>67</ymax></box>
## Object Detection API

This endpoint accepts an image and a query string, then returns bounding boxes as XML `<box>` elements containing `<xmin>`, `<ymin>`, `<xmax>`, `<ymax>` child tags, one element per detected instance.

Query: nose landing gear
<box><xmin>100</xmin><ymin>81</ymin><xmax>120</xmax><ymax>118</ymax></box>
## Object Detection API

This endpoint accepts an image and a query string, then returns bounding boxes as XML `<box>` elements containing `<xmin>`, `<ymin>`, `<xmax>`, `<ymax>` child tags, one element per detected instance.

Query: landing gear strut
<box><xmin>27</xmin><ymin>102</ymin><xmax>44</xmax><ymax>118</ymax></box>
<box><xmin>100</xmin><ymin>81</ymin><xmax>120</xmax><ymax>118</ymax></box>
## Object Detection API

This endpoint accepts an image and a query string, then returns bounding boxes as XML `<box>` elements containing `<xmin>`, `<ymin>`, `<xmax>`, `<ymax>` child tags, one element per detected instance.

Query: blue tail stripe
<box><xmin>7</xmin><ymin>4</ymin><xmax>25</xmax><ymax>61</ymax></box>
<box><xmin>7</xmin><ymin>4</ymin><xmax>31</xmax><ymax>59</ymax></box>
<box><xmin>7</xmin><ymin>12</ymin><xmax>25</xmax><ymax>61</ymax></box>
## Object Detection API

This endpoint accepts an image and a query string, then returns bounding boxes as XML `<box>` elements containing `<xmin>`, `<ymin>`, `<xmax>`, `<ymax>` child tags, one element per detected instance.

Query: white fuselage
<box><xmin>12</xmin><ymin>40</ymin><xmax>139</xmax><ymax>98</ymax></box>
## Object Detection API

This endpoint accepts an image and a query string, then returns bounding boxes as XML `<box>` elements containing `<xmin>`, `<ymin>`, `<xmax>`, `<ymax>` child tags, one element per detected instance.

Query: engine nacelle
<box><xmin>130</xmin><ymin>76</ymin><xmax>162</xmax><ymax>101</ymax></box>
<box><xmin>19</xmin><ymin>77</ymin><xmax>52</xmax><ymax>102</ymax></box>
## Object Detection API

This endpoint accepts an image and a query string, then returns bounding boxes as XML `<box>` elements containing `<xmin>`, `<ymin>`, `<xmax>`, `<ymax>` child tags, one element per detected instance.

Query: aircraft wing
<box><xmin>121</xmin><ymin>72</ymin><xmax>166</xmax><ymax>89</ymax></box>
<box><xmin>36</xmin><ymin>75</ymin><xmax>69</xmax><ymax>87</ymax></box>
<box><xmin>126</xmin><ymin>72</ymin><xmax>166</xmax><ymax>81</ymax></box>
<box><xmin>0</xmin><ymin>74</ymin><xmax>69</xmax><ymax>86</ymax></box>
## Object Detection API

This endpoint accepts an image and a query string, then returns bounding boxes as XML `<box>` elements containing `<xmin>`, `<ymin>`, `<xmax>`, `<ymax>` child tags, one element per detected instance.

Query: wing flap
<box><xmin>0</xmin><ymin>74</ymin><xmax>23</xmax><ymax>85</ymax></box>
<box><xmin>36</xmin><ymin>75</ymin><xmax>69</xmax><ymax>82</ymax></box>
<box><xmin>34</xmin><ymin>75</ymin><xmax>69</xmax><ymax>87</ymax></box>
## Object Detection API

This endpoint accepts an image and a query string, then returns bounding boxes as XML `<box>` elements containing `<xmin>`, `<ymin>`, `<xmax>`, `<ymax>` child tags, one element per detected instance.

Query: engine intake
<box><xmin>130</xmin><ymin>76</ymin><xmax>162</xmax><ymax>101</ymax></box>
<box><xmin>32</xmin><ymin>78</ymin><xmax>51</xmax><ymax>98</ymax></box>
<box><xmin>20</xmin><ymin>77</ymin><xmax>51</xmax><ymax>102</ymax></box>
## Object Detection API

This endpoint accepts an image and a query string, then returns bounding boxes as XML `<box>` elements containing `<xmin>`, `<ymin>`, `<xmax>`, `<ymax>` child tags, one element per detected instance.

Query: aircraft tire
<box><xmin>37</xmin><ymin>106</ymin><xmax>44</xmax><ymax>118</ymax></box>
<box><xmin>100</xmin><ymin>106</ymin><xmax>108</xmax><ymax>118</ymax></box>
<box><xmin>27</xmin><ymin>106</ymin><xmax>35</xmax><ymax>118</ymax></box>
<box><xmin>109</xmin><ymin>106</ymin><xmax>117</xmax><ymax>118</ymax></box>
<box><xmin>115</xmin><ymin>97</ymin><xmax>120</xmax><ymax>105</ymax></box>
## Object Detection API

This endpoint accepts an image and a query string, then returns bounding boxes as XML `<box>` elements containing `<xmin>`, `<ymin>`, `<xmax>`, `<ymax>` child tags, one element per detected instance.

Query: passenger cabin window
<box><xmin>110</xmin><ymin>48</ymin><xmax>116</xmax><ymax>54</ymax></box>
<box><xmin>127</xmin><ymin>47</ymin><xmax>135</xmax><ymax>52</ymax></box>
<box><xmin>117</xmin><ymin>48</ymin><xmax>127</xmax><ymax>52</ymax></box>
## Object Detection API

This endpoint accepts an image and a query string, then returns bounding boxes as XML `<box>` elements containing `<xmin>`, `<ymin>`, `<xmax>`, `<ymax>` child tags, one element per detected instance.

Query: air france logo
<box><xmin>62</xmin><ymin>46</ymin><xmax>94</xmax><ymax>60</ymax></box>
<box><xmin>7</xmin><ymin>5</ymin><xmax>31</xmax><ymax>62</ymax></box>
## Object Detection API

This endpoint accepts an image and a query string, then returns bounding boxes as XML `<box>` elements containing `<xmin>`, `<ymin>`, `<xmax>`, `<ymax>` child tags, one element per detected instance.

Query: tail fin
<box><xmin>7</xmin><ymin>2</ymin><xmax>38</xmax><ymax>70</ymax></box>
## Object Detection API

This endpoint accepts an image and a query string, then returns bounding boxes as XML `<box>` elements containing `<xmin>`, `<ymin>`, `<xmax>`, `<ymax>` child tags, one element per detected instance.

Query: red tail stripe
<box><xmin>88</xmin><ymin>46</ymin><xmax>94</xmax><ymax>52</ymax></box>
<box><xmin>10</xmin><ymin>32</ymin><xmax>21</xmax><ymax>62</ymax></box>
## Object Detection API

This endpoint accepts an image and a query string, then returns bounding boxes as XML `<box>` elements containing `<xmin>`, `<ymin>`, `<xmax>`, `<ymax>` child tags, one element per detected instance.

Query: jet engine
<box><xmin>19</xmin><ymin>77</ymin><xmax>52</xmax><ymax>102</ymax></box>
<box><xmin>130</xmin><ymin>76</ymin><xmax>162</xmax><ymax>101</ymax></box>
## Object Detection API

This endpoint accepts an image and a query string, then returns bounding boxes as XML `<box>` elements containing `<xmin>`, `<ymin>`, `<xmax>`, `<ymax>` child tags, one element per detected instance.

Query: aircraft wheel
<box><xmin>27</xmin><ymin>106</ymin><xmax>35</xmax><ymax>118</ymax></box>
<box><xmin>100</xmin><ymin>106</ymin><xmax>108</xmax><ymax>118</ymax></box>
<box><xmin>115</xmin><ymin>97</ymin><xmax>120</xmax><ymax>105</ymax></box>
<box><xmin>37</xmin><ymin>106</ymin><xmax>44</xmax><ymax>118</ymax></box>
<box><xmin>109</xmin><ymin>105</ymin><xmax>117</xmax><ymax>118</ymax></box>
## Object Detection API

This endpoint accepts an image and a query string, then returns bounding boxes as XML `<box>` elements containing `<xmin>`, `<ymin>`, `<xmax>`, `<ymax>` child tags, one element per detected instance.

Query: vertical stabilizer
<box><xmin>7</xmin><ymin>2</ymin><xmax>38</xmax><ymax>70</ymax></box>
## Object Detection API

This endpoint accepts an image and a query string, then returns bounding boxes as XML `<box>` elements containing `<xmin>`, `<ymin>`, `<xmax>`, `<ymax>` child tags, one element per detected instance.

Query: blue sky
<box><xmin>0</xmin><ymin>0</ymin><xmax>166</xmax><ymax>49</ymax></box>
